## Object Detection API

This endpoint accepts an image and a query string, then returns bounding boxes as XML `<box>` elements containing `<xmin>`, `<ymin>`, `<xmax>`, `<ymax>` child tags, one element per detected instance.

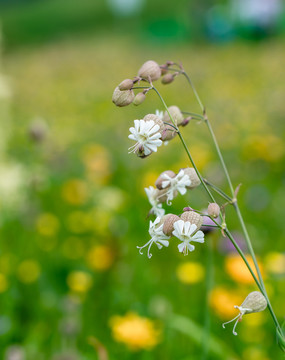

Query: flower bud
<box><xmin>207</xmin><ymin>203</ymin><xmax>220</xmax><ymax>218</ymax></box>
<box><xmin>162</xmin><ymin>106</ymin><xmax>184</xmax><ymax>126</ymax></box>
<box><xmin>133</xmin><ymin>92</ymin><xmax>146</xmax><ymax>106</ymax></box>
<box><xmin>118</xmin><ymin>79</ymin><xmax>134</xmax><ymax>90</ymax></box>
<box><xmin>161</xmin><ymin>73</ymin><xmax>174</xmax><ymax>85</ymax></box>
<box><xmin>28</xmin><ymin>118</ymin><xmax>48</xmax><ymax>142</ymax></box>
<box><xmin>161</xmin><ymin>123</ymin><xmax>177</xmax><ymax>141</ymax></box>
<box><xmin>160</xmin><ymin>65</ymin><xmax>168</xmax><ymax>75</ymax></box>
<box><xmin>138</xmin><ymin>60</ymin><xmax>161</xmax><ymax>81</ymax></box>
<box><xmin>180</xmin><ymin>117</ymin><xmax>191</xmax><ymax>127</ymax></box>
<box><xmin>181</xmin><ymin>167</ymin><xmax>201</xmax><ymax>189</ymax></box>
<box><xmin>143</xmin><ymin>114</ymin><xmax>164</xmax><ymax>131</ymax></box>
<box><xmin>161</xmin><ymin>214</ymin><xmax>180</xmax><ymax>236</ymax></box>
<box><xmin>112</xmin><ymin>86</ymin><xmax>135</xmax><ymax>107</ymax></box>
<box><xmin>155</xmin><ymin>170</ymin><xmax>176</xmax><ymax>190</ymax></box>
<box><xmin>180</xmin><ymin>211</ymin><xmax>203</xmax><ymax>230</ymax></box>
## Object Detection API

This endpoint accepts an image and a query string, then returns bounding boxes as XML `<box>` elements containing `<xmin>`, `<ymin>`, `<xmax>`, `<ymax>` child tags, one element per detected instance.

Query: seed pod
<box><xmin>138</xmin><ymin>60</ymin><xmax>161</xmax><ymax>81</ymax></box>
<box><xmin>181</xmin><ymin>167</ymin><xmax>201</xmax><ymax>189</ymax></box>
<box><xmin>112</xmin><ymin>86</ymin><xmax>135</xmax><ymax>107</ymax></box>
<box><xmin>180</xmin><ymin>211</ymin><xmax>203</xmax><ymax>230</ymax></box>
<box><xmin>238</xmin><ymin>291</ymin><xmax>267</xmax><ymax>314</ymax></box>
<box><xmin>207</xmin><ymin>203</ymin><xmax>220</xmax><ymax>218</ymax></box>
<box><xmin>143</xmin><ymin>114</ymin><xmax>164</xmax><ymax>131</ymax></box>
<box><xmin>155</xmin><ymin>170</ymin><xmax>176</xmax><ymax>190</ymax></box>
<box><xmin>161</xmin><ymin>73</ymin><xmax>174</xmax><ymax>85</ymax></box>
<box><xmin>161</xmin><ymin>123</ymin><xmax>177</xmax><ymax>141</ymax></box>
<box><xmin>161</xmin><ymin>214</ymin><xmax>180</xmax><ymax>236</ymax></box>
<box><xmin>162</xmin><ymin>106</ymin><xmax>184</xmax><ymax>126</ymax></box>
<box><xmin>118</xmin><ymin>79</ymin><xmax>134</xmax><ymax>90</ymax></box>
<box><xmin>133</xmin><ymin>92</ymin><xmax>146</xmax><ymax>106</ymax></box>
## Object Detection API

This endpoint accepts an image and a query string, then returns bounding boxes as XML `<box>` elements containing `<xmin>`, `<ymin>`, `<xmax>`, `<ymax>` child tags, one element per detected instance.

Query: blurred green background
<box><xmin>0</xmin><ymin>0</ymin><xmax>284</xmax><ymax>359</ymax></box>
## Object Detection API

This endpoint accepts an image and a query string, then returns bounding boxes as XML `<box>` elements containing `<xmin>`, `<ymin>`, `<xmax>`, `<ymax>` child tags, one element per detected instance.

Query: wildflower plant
<box><xmin>112</xmin><ymin>60</ymin><xmax>285</xmax><ymax>352</ymax></box>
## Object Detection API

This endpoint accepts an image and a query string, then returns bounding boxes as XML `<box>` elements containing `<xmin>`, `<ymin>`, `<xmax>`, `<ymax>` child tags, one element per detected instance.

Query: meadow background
<box><xmin>0</xmin><ymin>0</ymin><xmax>284</xmax><ymax>359</ymax></box>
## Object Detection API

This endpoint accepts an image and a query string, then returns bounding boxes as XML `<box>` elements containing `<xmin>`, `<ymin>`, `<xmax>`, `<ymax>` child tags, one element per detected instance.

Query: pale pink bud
<box><xmin>181</xmin><ymin>167</ymin><xmax>201</xmax><ymax>189</ymax></box>
<box><xmin>118</xmin><ymin>79</ymin><xmax>134</xmax><ymax>90</ymax></box>
<box><xmin>161</xmin><ymin>73</ymin><xmax>174</xmax><ymax>84</ymax></box>
<box><xmin>112</xmin><ymin>86</ymin><xmax>134</xmax><ymax>107</ymax></box>
<box><xmin>161</xmin><ymin>214</ymin><xmax>180</xmax><ymax>236</ymax></box>
<box><xmin>133</xmin><ymin>92</ymin><xmax>146</xmax><ymax>106</ymax></box>
<box><xmin>138</xmin><ymin>60</ymin><xmax>161</xmax><ymax>81</ymax></box>
<box><xmin>162</xmin><ymin>105</ymin><xmax>184</xmax><ymax>126</ymax></box>
<box><xmin>207</xmin><ymin>203</ymin><xmax>220</xmax><ymax>218</ymax></box>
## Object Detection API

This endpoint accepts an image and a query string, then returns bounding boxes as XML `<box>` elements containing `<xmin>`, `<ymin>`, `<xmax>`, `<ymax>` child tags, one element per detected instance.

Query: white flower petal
<box><xmin>184</xmin><ymin>221</ymin><xmax>191</xmax><ymax>234</ymax></box>
<box><xmin>178</xmin><ymin>243</ymin><xmax>185</xmax><ymax>253</ymax></box>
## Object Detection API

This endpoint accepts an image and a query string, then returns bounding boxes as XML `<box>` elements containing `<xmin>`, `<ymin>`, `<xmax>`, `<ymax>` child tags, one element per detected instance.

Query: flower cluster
<box><xmin>137</xmin><ymin>210</ymin><xmax>205</xmax><ymax>258</ymax></box>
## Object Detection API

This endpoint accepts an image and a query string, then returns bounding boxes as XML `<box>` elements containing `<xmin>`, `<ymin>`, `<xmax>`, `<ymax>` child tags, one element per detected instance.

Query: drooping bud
<box><xmin>160</xmin><ymin>64</ymin><xmax>168</xmax><ymax>75</ymax></box>
<box><xmin>161</xmin><ymin>214</ymin><xmax>180</xmax><ymax>236</ymax></box>
<box><xmin>162</xmin><ymin>106</ymin><xmax>184</xmax><ymax>126</ymax></box>
<box><xmin>138</xmin><ymin>60</ymin><xmax>161</xmax><ymax>81</ymax></box>
<box><xmin>180</xmin><ymin>117</ymin><xmax>191</xmax><ymax>127</ymax></box>
<box><xmin>222</xmin><ymin>291</ymin><xmax>267</xmax><ymax>336</ymax></box>
<box><xmin>180</xmin><ymin>211</ymin><xmax>203</xmax><ymax>230</ymax></box>
<box><xmin>143</xmin><ymin>114</ymin><xmax>164</xmax><ymax>131</ymax></box>
<box><xmin>207</xmin><ymin>203</ymin><xmax>220</xmax><ymax>218</ymax></box>
<box><xmin>161</xmin><ymin>73</ymin><xmax>174</xmax><ymax>85</ymax></box>
<box><xmin>181</xmin><ymin>168</ymin><xmax>201</xmax><ymax>189</ymax></box>
<box><xmin>161</xmin><ymin>123</ymin><xmax>177</xmax><ymax>141</ymax></box>
<box><xmin>118</xmin><ymin>79</ymin><xmax>134</xmax><ymax>90</ymax></box>
<box><xmin>133</xmin><ymin>92</ymin><xmax>146</xmax><ymax>106</ymax></box>
<box><xmin>155</xmin><ymin>170</ymin><xmax>176</xmax><ymax>190</ymax></box>
<box><xmin>28</xmin><ymin>118</ymin><xmax>48</xmax><ymax>142</ymax></box>
<box><xmin>112</xmin><ymin>87</ymin><xmax>135</xmax><ymax>107</ymax></box>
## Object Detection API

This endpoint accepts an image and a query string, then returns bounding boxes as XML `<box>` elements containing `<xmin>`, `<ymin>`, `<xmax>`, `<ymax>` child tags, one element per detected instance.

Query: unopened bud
<box><xmin>160</xmin><ymin>65</ymin><xmax>168</xmax><ymax>75</ymax></box>
<box><xmin>155</xmin><ymin>170</ymin><xmax>176</xmax><ymax>190</ymax></box>
<box><xmin>180</xmin><ymin>117</ymin><xmax>191</xmax><ymax>127</ymax></box>
<box><xmin>222</xmin><ymin>291</ymin><xmax>267</xmax><ymax>336</ymax></box>
<box><xmin>207</xmin><ymin>203</ymin><xmax>220</xmax><ymax>218</ymax></box>
<box><xmin>138</xmin><ymin>60</ymin><xmax>161</xmax><ymax>81</ymax></box>
<box><xmin>162</xmin><ymin>106</ymin><xmax>184</xmax><ymax>126</ymax></box>
<box><xmin>118</xmin><ymin>79</ymin><xmax>134</xmax><ymax>90</ymax></box>
<box><xmin>112</xmin><ymin>87</ymin><xmax>135</xmax><ymax>107</ymax></box>
<box><xmin>161</xmin><ymin>73</ymin><xmax>174</xmax><ymax>85</ymax></box>
<box><xmin>161</xmin><ymin>214</ymin><xmax>180</xmax><ymax>236</ymax></box>
<box><xmin>181</xmin><ymin>168</ymin><xmax>201</xmax><ymax>189</ymax></box>
<box><xmin>133</xmin><ymin>92</ymin><xmax>146</xmax><ymax>106</ymax></box>
<box><xmin>161</xmin><ymin>123</ymin><xmax>177</xmax><ymax>141</ymax></box>
<box><xmin>180</xmin><ymin>211</ymin><xmax>203</xmax><ymax>230</ymax></box>
<box><xmin>29</xmin><ymin>118</ymin><xmax>48</xmax><ymax>142</ymax></box>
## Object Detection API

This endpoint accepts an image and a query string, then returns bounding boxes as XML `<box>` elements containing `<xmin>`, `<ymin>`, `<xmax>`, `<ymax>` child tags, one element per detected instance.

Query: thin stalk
<box><xmin>182</xmin><ymin>69</ymin><xmax>284</xmax><ymax>341</ymax></box>
<box><xmin>182</xmin><ymin>111</ymin><xmax>205</xmax><ymax>120</ymax></box>
<box><xmin>203</xmin><ymin>179</ymin><xmax>232</xmax><ymax>203</ymax></box>
<box><xmin>201</xmin><ymin>237</ymin><xmax>214</xmax><ymax>360</ymax></box>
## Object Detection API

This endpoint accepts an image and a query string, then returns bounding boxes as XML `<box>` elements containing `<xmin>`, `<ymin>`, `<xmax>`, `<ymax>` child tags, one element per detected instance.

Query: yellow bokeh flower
<box><xmin>264</xmin><ymin>252</ymin><xmax>285</xmax><ymax>275</ymax></box>
<box><xmin>17</xmin><ymin>260</ymin><xmax>41</xmax><ymax>284</ymax></box>
<box><xmin>0</xmin><ymin>273</ymin><xmax>8</xmax><ymax>293</ymax></box>
<box><xmin>176</xmin><ymin>262</ymin><xmax>205</xmax><ymax>284</ymax></box>
<box><xmin>66</xmin><ymin>211</ymin><xmax>93</xmax><ymax>234</ymax></box>
<box><xmin>86</xmin><ymin>245</ymin><xmax>114</xmax><ymax>271</ymax></box>
<box><xmin>209</xmin><ymin>287</ymin><xmax>244</xmax><ymax>319</ymax></box>
<box><xmin>36</xmin><ymin>213</ymin><xmax>60</xmax><ymax>237</ymax></box>
<box><xmin>225</xmin><ymin>254</ymin><xmax>264</xmax><ymax>284</ymax></box>
<box><xmin>61</xmin><ymin>179</ymin><xmax>88</xmax><ymax>205</ymax></box>
<box><xmin>109</xmin><ymin>312</ymin><xmax>161</xmax><ymax>351</ymax></box>
<box><xmin>67</xmin><ymin>271</ymin><xmax>93</xmax><ymax>293</ymax></box>
<box><xmin>242</xmin><ymin>347</ymin><xmax>270</xmax><ymax>360</ymax></box>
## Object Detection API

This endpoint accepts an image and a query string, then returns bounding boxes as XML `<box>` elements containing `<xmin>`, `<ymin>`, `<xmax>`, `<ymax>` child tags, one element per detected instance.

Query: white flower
<box><xmin>172</xmin><ymin>220</ymin><xmax>205</xmax><ymax>255</ymax></box>
<box><xmin>137</xmin><ymin>217</ymin><xmax>170</xmax><ymax>258</ymax></box>
<box><xmin>155</xmin><ymin>109</ymin><xmax>163</xmax><ymax>119</ymax></box>
<box><xmin>145</xmin><ymin>186</ymin><xmax>165</xmax><ymax>217</ymax></box>
<box><xmin>128</xmin><ymin>119</ymin><xmax>162</xmax><ymax>156</ymax></box>
<box><xmin>161</xmin><ymin>169</ymin><xmax>191</xmax><ymax>202</ymax></box>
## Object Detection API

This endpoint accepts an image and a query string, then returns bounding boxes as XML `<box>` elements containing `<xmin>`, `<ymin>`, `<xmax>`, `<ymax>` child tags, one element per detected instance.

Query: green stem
<box><xmin>203</xmin><ymin>179</ymin><xmax>232</xmax><ymax>202</ymax></box>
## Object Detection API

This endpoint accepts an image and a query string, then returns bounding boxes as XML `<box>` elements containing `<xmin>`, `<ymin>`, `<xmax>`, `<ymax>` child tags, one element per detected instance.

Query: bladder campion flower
<box><xmin>172</xmin><ymin>220</ymin><xmax>205</xmax><ymax>255</ymax></box>
<box><xmin>137</xmin><ymin>217</ymin><xmax>170</xmax><ymax>258</ymax></box>
<box><xmin>128</xmin><ymin>120</ymin><xmax>162</xmax><ymax>157</ymax></box>
<box><xmin>222</xmin><ymin>291</ymin><xmax>267</xmax><ymax>336</ymax></box>
<box><xmin>160</xmin><ymin>169</ymin><xmax>191</xmax><ymax>202</ymax></box>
